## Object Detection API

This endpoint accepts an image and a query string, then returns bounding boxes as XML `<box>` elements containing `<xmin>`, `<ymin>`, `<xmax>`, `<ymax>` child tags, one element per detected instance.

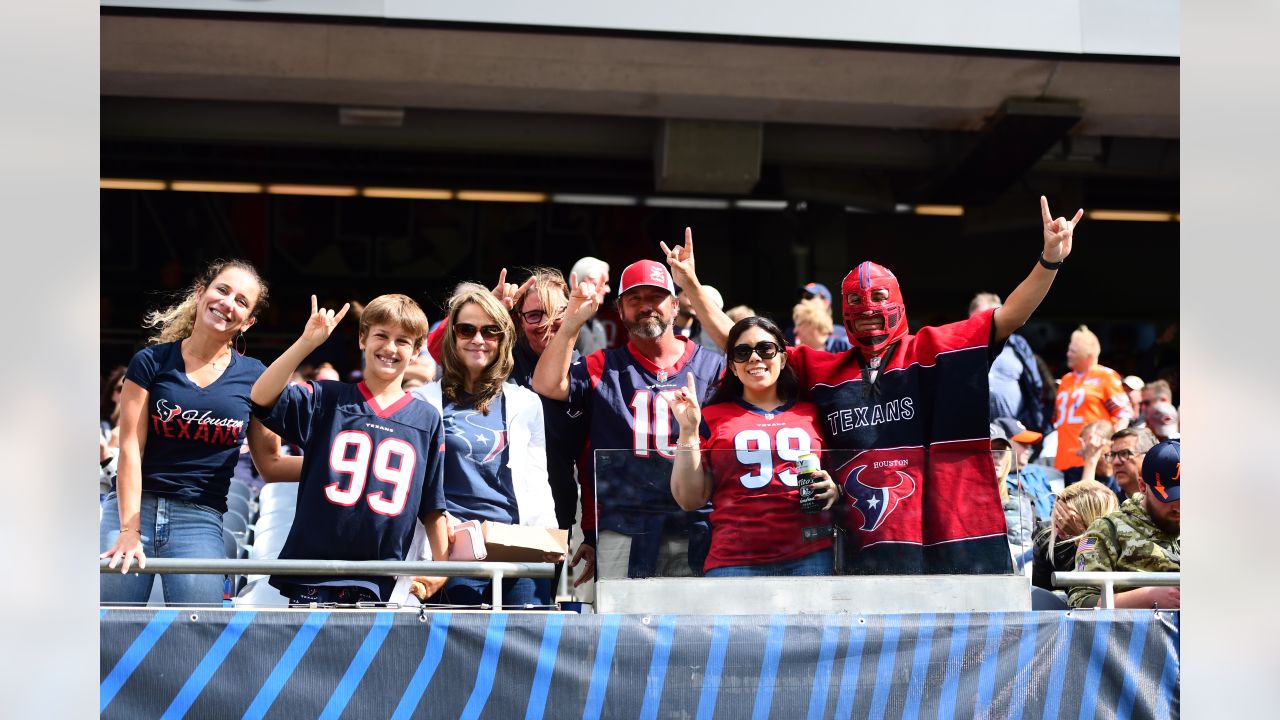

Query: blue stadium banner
<box><xmin>101</xmin><ymin>609</ymin><xmax>1179</xmax><ymax>719</ymax></box>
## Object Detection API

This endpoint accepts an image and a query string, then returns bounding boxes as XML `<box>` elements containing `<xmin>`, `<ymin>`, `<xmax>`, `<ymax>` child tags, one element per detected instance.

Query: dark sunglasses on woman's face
<box><xmin>455</xmin><ymin>323</ymin><xmax>504</xmax><ymax>340</ymax></box>
<box><xmin>731</xmin><ymin>341</ymin><xmax>781</xmax><ymax>363</ymax></box>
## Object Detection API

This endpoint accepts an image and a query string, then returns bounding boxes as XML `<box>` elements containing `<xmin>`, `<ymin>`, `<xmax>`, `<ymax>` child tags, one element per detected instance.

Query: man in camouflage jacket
<box><xmin>1068</xmin><ymin>439</ymin><xmax>1180</xmax><ymax>608</ymax></box>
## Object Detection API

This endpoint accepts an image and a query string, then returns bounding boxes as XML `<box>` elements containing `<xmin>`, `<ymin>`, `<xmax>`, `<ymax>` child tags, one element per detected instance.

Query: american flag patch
<box><xmin>1077</xmin><ymin>537</ymin><xmax>1098</xmax><ymax>553</ymax></box>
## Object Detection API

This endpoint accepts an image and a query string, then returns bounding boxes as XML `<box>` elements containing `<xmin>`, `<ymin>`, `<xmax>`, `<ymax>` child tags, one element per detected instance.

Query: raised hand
<box><xmin>1040</xmin><ymin>196</ymin><xmax>1084</xmax><ymax>263</ymax></box>
<box><xmin>492</xmin><ymin>268</ymin><xmax>537</xmax><ymax>310</ymax></box>
<box><xmin>565</xmin><ymin>271</ymin><xmax>601</xmax><ymax>326</ymax></box>
<box><xmin>659</xmin><ymin>227</ymin><xmax>698</xmax><ymax>289</ymax></box>
<box><xmin>671</xmin><ymin>372</ymin><xmax>702</xmax><ymax>437</ymax></box>
<box><xmin>301</xmin><ymin>295</ymin><xmax>350</xmax><ymax>348</ymax></box>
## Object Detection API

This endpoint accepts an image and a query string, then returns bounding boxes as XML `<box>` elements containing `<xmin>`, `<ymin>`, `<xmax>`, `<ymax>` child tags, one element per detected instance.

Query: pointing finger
<box><xmin>518</xmin><ymin>276</ymin><xmax>537</xmax><ymax>296</ymax></box>
<box><xmin>685</xmin><ymin>227</ymin><xmax>694</xmax><ymax>253</ymax></box>
<box><xmin>686</xmin><ymin>372</ymin><xmax>698</xmax><ymax>397</ymax></box>
<box><xmin>311</xmin><ymin>294</ymin><xmax>318</xmax><ymax>316</ymax></box>
<box><xmin>496</xmin><ymin>267</ymin><xmax>507</xmax><ymax>289</ymax></box>
<box><xmin>1040</xmin><ymin>196</ymin><xmax>1052</xmax><ymax>225</ymax></box>
<box><xmin>569</xmin><ymin>271</ymin><xmax>578</xmax><ymax>290</ymax></box>
<box><xmin>659</xmin><ymin>240</ymin><xmax>673</xmax><ymax>258</ymax></box>
<box><xmin>1071</xmin><ymin>208</ymin><xmax>1084</xmax><ymax>226</ymax></box>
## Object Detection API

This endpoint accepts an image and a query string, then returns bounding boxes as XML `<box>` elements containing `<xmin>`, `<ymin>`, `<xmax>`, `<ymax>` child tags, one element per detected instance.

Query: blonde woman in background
<box><xmin>1031</xmin><ymin>479</ymin><xmax>1119</xmax><ymax>591</ymax></box>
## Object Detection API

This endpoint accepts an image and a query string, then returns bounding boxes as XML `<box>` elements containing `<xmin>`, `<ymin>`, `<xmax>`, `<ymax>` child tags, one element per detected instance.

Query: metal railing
<box><xmin>99</xmin><ymin>558</ymin><xmax>556</xmax><ymax>610</ymax></box>
<box><xmin>1052</xmin><ymin>571</ymin><xmax>1180</xmax><ymax>609</ymax></box>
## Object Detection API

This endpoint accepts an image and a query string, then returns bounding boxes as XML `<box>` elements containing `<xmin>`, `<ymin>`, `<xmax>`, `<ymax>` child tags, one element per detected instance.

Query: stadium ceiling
<box><xmin>101</xmin><ymin>13</ymin><xmax>1178</xmax><ymax>211</ymax></box>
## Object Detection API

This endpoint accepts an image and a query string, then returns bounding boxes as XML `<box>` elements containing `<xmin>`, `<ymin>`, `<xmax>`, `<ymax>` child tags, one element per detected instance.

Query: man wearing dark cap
<box><xmin>991</xmin><ymin>417</ymin><xmax>1055</xmax><ymax>520</ymax></box>
<box><xmin>1068</xmin><ymin>439</ymin><xmax>1181</xmax><ymax>608</ymax></box>
<box><xmin>796</xmin><ymin>281</ymin><xmax>851</xmax><ymax>348</ymax></box>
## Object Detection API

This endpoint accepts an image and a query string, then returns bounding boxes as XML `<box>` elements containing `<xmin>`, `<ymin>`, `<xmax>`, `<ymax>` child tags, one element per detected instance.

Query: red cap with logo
<box><xmin>617</xmin><ymin>260</ymin><xmax>676</xmax><ymax>296</ymax></box>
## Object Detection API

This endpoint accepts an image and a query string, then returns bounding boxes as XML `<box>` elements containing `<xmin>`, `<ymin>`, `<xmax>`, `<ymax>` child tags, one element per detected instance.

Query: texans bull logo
<box><xmin>835</xmin><ymin>462</ymin><xmax>916</xmax><ymax>532</ymax></box>
<box><xmin>155</xmin><ymin>398</ymin><xmax>183</xmax><ymax>423</ymax></box>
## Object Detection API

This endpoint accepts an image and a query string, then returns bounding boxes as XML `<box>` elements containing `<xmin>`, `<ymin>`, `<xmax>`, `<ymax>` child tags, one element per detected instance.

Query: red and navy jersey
<box><xmin>126</xmin><ymin>341</ymin><xmax>265</xmax><ymax>513</ymax></box>
<box><xmin>567</xmin><ymin>338</ymin><xmax>726</xmax><ymax>539</ymax></box>
<box><xmin>255</xmin><ymin>380</ymin><xmax>447</xmax><ymax>601</ymax></box>
<box><xmin>699</xmin><ymin>400</ymin><xmax>832</xmax><ymax>571</ymax></box>
<box><xmin>786</xmin><ymin>308</ymin><xmax>1011</xmax><ymax>575</ymax></box>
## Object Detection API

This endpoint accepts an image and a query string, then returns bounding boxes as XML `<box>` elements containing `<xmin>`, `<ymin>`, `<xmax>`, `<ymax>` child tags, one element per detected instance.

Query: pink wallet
<box><xmin>449</xmin><ymin>520</ymin><xmax>488</xmax><ymax>561</ymax></box>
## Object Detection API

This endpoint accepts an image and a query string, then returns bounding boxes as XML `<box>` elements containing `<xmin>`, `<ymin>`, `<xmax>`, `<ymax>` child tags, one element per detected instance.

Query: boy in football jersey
<box><xmin>251</xmin><ymin>294</ymin><xmax>450</xmax><ymax>604</ymax></box>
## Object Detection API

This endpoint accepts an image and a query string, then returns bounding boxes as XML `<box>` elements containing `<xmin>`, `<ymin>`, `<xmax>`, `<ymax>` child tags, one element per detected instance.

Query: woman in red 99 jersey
<box><xmin>670</xmin><ymin>317</ymin><xmax>842</xmax><ymax>576</ymax></box>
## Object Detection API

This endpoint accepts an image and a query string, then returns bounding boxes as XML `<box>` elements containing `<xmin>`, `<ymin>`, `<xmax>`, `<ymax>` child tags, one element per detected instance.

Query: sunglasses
<box><xmin>517</xmin><ymin>308</ymin><xmax>563</xmax><ymax>326</ymax></box>
<box><xmin>731</xmin><ymin>341</ymin><xmax>781</xmax><ymax>363</ymax></box>
<box><xmin>455</xmin><ymin>323</ymin><xmax>504</xmax><ymax>340</ymax></box>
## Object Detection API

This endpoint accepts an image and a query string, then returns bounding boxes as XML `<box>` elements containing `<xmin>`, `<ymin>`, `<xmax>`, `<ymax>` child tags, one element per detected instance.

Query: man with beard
<box><xmin>533</xmin><ymin>260</ymin><xmax>726</xmax><ymax>580</ymax></box>
<box><xmin>1068</xmin><ymin>439</ymin><xmax>1180</xmax><ymax>608</ymax></box>
<box><xmin>665</xmin><ymin>196</ymin><xmax>1082</xmax><ymax>574</ymax></box>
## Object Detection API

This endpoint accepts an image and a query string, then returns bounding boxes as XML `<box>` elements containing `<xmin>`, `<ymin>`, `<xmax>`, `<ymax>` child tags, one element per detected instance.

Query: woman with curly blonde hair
<box><xmin>413</xmin><ymin>283</ymin><xmax>559</xmax><ymax>606</ymax></box>
<box><xmin>100</xmin><ymin>259</ymin><xmax>296</xmax><ymax>604</ymax></box>
<box><xmin>1031</xmin><ymin>479</ymin><xmax>1119</xmax><ymax>591</ymax></box>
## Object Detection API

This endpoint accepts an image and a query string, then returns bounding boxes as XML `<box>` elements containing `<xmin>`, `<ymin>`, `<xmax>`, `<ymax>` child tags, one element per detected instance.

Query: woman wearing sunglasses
<box><xmin>412</xmin><ymin>283</ymin><xmax>560</xmax><ymax>606</ymax></box>
<box><xmin>670</xmin><ymin>316</ymin><xmax>843</xmax><ymax>576</ymax></box>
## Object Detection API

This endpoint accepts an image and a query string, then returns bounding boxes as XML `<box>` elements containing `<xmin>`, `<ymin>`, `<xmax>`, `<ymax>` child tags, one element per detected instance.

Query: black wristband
<box><xmin>1038</xmin><ymin>253</ymin><xmax>1063</xmax><ymax>271</ymax></box>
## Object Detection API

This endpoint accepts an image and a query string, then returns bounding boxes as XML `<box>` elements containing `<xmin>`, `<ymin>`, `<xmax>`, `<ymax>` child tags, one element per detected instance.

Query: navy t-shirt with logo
<box><xmin>125</xmin><ymin>341</ymin><xmax>265</xmax><ymax>513</ymax></box>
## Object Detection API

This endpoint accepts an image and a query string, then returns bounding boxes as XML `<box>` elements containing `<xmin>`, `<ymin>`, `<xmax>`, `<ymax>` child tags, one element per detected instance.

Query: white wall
<box><xmin>102</xmin><ymin>0</ymin><xmax>1178</xmax><ymax>57</ymax></box>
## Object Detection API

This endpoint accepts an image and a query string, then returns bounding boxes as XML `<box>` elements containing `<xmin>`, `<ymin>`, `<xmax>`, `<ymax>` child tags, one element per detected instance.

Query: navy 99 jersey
<box><xmin>699</xmin><ymin>399</ymin><xmax>831</xmax><ymax>572</ymax></box>
<box><xmin>255</xmin><ymin>380</ymin><xmax>447</xmax><ymax>600</ymax></box>
<box><xmin>567</xmin><ymin>338</ymin><xmax>726</xmax><ymax>536</ymax></box>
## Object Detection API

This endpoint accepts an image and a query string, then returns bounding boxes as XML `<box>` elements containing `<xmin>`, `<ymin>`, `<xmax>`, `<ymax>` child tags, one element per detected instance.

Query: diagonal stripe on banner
<box><xmin>243</xmin><ymin>611</ymin><xmax>331</xmax><ymax>720</ymax></box>
<box><xmin>584</xmin><ymin>614</ymin><xmax>622</xmax><ymax>720</ymax></box>
<box><xmin>101</xmin><ymin>609</ymin><xmax>179</xmax><ymax>714</ymax></box>
<box><xmin>833</xmin><ymin>618</ymin><xmax>867</xmax><ymax>719</ymax></box>
<box><xmin>695</xmin><ymin>615</ymin><xmax>731</xmax><ymax>720</ymax></box>
<box><xmin>901</xmin><ymin>613</ymin><xmax>937</xmax><ymax>720</ymax></box>
<box><xmin>1039</xmin><ymin>613</ymin><xmax>1077</xmax><ymax>720</ymax></box>
<box><xmin>459</xmin><ymin>612</ymin><xmax>509</xmax><ymax>720</ymax></box>
<box><xmin>868</xmin><ymin>615</ymin><xmax>903</xmax><ymax>720</ymax></box>
<box><xmin>391</xmin><ymin>612</ymin><xmax>452</xmax><ymax>720</ymax></box>
<box><xmin>1114</xmin><ymin>615</ymin><xmax>1151</xmax><ymax>720</ymax></box>
<box><xmin>637</xmin><ymin>615</ymin><xmax>676</xmax><ymax>720</ymax></box>
<box><xmin>319</xmin><ymin>611</ymin><xmax>395</xmax><ymax>720</ymax></box>
<box><xmin>1006</xmin><ymin>612</ymin><xmax>1041</xmax><ymax>720</ymax></box>
<box><xmin>160</xmin><ymin>611</ymin><xmax>256</xmax><ymax>720</ymax></box>
<box><xmin>1078</xmin><ymin>615</ymin><xmax>1113</xmax><ymax>720</ymax></box>
<box><xmin>974</xmin><ymin>614</ymin><xmax>1006</xmax><ymax>720</ymax></box>
<box><xmin>805</xmin><ymin>616</ymin><xmax>843</xmax><ymax>720</ymax></box>
<box><xmin>751</xmin><ymin>614</ymin><xmax>788</xmax><ymax>720</ymax></box>
<box><xmin>1155</xmin><ymin>615</ymin><xmax>1178</xmax><ymax>720</ymax></box>
<box><xmin>936</xmin><ymin>613</ymin><xmax>971</xmax><ymax>720</ymax></box>
<box><xmin>524</xmin><ymin>614</ymin><xmax>566</xmax><ymax>720</ymax></box>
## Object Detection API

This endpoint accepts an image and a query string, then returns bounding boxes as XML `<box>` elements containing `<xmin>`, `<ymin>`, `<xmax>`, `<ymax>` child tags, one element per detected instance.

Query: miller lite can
<box><xmin>796</xmin><ymin>453</ymin><xmax>824</xmax><ymax>514</ymax></box>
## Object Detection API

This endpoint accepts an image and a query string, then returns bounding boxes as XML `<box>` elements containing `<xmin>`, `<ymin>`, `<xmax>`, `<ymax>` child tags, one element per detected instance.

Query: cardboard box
<box><xmin>481</xmin><ymin>521</ymin><xmax>568</xmax><ymax>562</ymax></box>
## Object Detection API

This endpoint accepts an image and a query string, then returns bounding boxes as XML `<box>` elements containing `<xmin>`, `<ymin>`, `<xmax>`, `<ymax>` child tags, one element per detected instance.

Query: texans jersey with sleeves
<box><xmin>567</xmin><ymin>338</ymin><xmax>725</xmax><ymax>549</ymax></box>
<box><xmin>785</xmin><ymin>308</ymin><xmax>1011</xmax><ymax>574</ymax></box>
<box><xmin>256</xmin><ymin>380</ymin><xmax>447</xmax><ymax>601</ymax></box>
<box><xmin>1053</xmin><ymin>364</ymin><xmax>1134</xmax><ymax>471</ymax></box>
<box><xmin>125</xmin><ymin>341</ymin><xmax>265</xmax><ymax>513</ymax></box>
<box><xmin>699</xmin><ymin>399</ymin><xmax>832</xmax><ymax>572</ymax></box>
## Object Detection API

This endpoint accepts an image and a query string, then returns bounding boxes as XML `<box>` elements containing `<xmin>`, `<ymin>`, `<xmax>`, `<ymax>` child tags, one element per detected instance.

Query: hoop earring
<box><xmin>235</xmin><ymin>332</ymin><xmax>247</xmax><ymax>356</ymax></box>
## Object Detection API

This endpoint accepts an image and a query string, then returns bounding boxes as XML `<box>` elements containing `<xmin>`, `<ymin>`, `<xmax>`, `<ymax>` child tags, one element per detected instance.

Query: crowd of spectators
<box><xmin>99</xmin><ymin>197</ymin><xmax>1178</xmax><ymax>610</ymax></box>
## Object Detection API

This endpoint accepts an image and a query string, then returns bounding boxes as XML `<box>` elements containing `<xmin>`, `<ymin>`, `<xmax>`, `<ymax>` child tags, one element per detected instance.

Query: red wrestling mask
<box><xmin>841</xmin><ymin>261</ymin><xmax>908</xmax><ymax>355</ymax></box>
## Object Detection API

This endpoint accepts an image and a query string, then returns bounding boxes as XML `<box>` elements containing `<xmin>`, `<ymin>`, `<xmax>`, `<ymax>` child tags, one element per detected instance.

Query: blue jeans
<box><xmin>432</xmin><ymin>576</ymin><xmax>546</xmax><ymax>608</ymax></box>
<box><xmin>99</xmin><ymin>491</ymin><xmax>226</xmax><ymax>605</ymax></box>
<box><xmin>704</xmin><ymin>548</ymin><xmax>834</xmax><ymax>577</ymax></box>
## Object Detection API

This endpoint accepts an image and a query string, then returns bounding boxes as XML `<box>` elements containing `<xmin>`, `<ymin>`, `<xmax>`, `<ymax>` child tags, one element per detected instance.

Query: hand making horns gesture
<box><xmin>1040</xmin><ymin>195</ymin><xmax>1084</xmax><ymax>264</ymax></box>
<box><xmin>659</xmin><ymin>227</ymin><xmax>699</xmax><ymax>290</ymax></box>
<box><xmin>301</xmin><ymin>294</ymin><xmax>350</xmax><ymax>348</ymax></box>
<box><xmin>492</xmin><ymin>268</ymin><xmax>537</xmax><ymax>310</ymax></box>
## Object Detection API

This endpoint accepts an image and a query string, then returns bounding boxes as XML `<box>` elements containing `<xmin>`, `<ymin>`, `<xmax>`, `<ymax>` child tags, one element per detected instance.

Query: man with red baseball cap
<box><xmin>1069</xmin><ymin>439</ymin><xmax>1180</xmax><ymax>608</ymax></box>
<box><xmin>533</xmin><ymin>259</ymin><xmax>726</xmax><ymax>582</ymax></box>
<box><xmin>665</xmin><ymin>196</ymin><xmax>1083</xmax><ymax>575</ymax></box>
